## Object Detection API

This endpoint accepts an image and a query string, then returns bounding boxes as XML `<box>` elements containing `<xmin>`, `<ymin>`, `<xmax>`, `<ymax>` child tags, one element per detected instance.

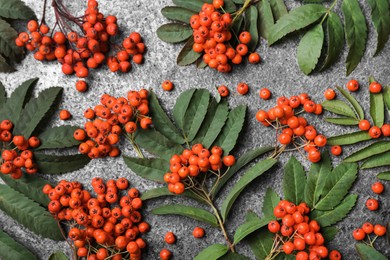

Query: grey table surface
<box><xmin>0</xmin><ymin>0</ymin><xmax>389</xmax><ymax>259</ymax></box>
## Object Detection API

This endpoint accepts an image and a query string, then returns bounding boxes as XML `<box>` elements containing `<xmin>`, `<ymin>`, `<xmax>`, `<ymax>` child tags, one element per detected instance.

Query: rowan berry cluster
<box><xmin>164</xmin><ymin>144</ymin><xmax>235</xmax><ymax>194</ymax></box>
<box><xmin>352</xmin><ymin>222</ymin><xmax>386</xmax><ymax>242</ymax></box>
<box><xmin>267</xmin><ymin>200</ymin><xmax>341</xmax><ymax>260</ymax></box>
<box><xmin>365</xmin><ymin>181</ymin><xmax>385</xmax><ymax>211</ymax></box>
<box><xmin>256</xmin><ymin>93</ymin><xmax>326</xmax><ymax>162</ymax></box>
<box><xmin>73</xmin><ymin>90</ymin><xmax>152</xmax><ymax>159</ymax></box>
<box><xmin>15</xmin><ymin>0</ymin><xmax>145</xmax><ymax>91</ymax></box>
<box><xmin>0</xmin><ymin>120</ymin><xmax>40</xmax><ymax>179</ymax></box>
<box><xmin>43</xmin><ymin>177</ymin><xmax>149</xmax><ymax>260</ymax></box>
<box><xmin>191</xmin><ymin>1</ymin><xmax>261</xmax><ymax>73</ymax></box>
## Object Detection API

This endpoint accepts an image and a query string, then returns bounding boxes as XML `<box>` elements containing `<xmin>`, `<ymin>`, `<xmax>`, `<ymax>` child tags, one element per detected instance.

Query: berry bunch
<box><xmin>43</xmin><ymin>177</ymin><xmax>149</xmax><ymax>260</ymax></box>
<box><xmin>164</xmin><ymin>144</ymin><xmax>236</xmax><ymax>194</ymax></box>
<box><xmin>73</xmin><ymin>90</ymin><xmax>152</xmax><ymax>159</ymax></box>
<box><xmin>256</xmin><ymin>93</ymin><xmax>326</xmax><ymax>162</ymax></box>
<box><xmin>352</xmin><ymin>222</ymin><xmax>386</xmax><ymax>241</ymax></box>
<box><xmin>267</xmin><ymin>200</ymin><xmax>342</xmax><ymax>260</ymax></box>
<box><xmin>0</xmin><ymin>120</ymin><xmax>40</xmax><ymax>179</ymax></box>
<box><xmin>191</xmin><ymin>1</ymin><xmax>261</xmax><ymax>73</ymax></box>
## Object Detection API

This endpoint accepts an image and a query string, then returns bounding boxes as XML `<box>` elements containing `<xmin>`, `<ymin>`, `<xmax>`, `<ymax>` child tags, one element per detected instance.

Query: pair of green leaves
<box><xmin>0</xmin><ymin>0</ymin><xmax>36</xmax><ymax>72</ymax></box>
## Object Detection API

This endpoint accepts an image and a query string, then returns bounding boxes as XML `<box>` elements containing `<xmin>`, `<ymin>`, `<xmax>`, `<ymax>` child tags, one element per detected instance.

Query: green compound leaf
<box><xmin>297</xmin><ymin>24</ymin><xmax>324</xmax><ymax>75</ymax></box>
<box><xmin>140</xmin><ymin>187</ymin><xmax>206</xmax><ymax>204</ymax></box>
<box><xmin>361</xmin><ymin>151</ymin><xmax>390</xmax><ymax>169</ymax></box>
<box><xmin>156</xmin><ymin>23</ymin><xmax>192</xmax><ymax>43</ymax></box>
<box><xmin>327</xmin><ymin>131</ymin><xmax>371</xmax><ymax>146</ymax></box>
<box><xmin>177</xmin><ymin>37</ymin><xmax>202</xmax><ymax>66</ymax></box>
<box><xmin>344</xmin><ymin>141</ymin><xmax>390</xmax><ymax>163</ymax></box>
<box><xmin>377</xmin><ymin>171</ymin><xmax>390</xmax><ymax>181</ymax></box>
<box><xmin>370</xmin><ymin>92</ymin><xmax>384</xmax><ymax>127</ymax></box>
<box><xmin>221</xmin><ymin>158</ymin><xmax>277</xmax><ymax>222</ymax></box>
<box><xmin>342</xmin><ymin>0</ymin><xmax>368</xmax><ymax>75</ymax></box>
<box><xmin>123</xmin><ymin>157</ymin><xmax>169</xmax><ymax>183</ymax></box>
<box><xmin>262</xmin><ymin>188</ymin><xmax>280</xmax><ymax>220</ymax></box>
<box><xmin>311</xmin><ymin>194</ymin><xmax>357</xmax><ymax>227</ymax></box>
<box><xmin>0</xmin><ymin>229</ymin><xmax>37</xmax><ymax>260</ymax></box>
<box><xmin>173</xmin><ymin>89</ymin><xmax>196</xmax><ymax>130</ymax></box>
<box><xmin>151</xmin><ymin>204</ymin><xmax>218</xmax><ymax>227</ymax></box>
<box><xmin>283</xmin><ymin>156</ymin><xmax>306</xmax><ymax>205</ymax></box>
<box><xmin>194</xmin><ymin>244</ymin><xmax>228</xmax><ymax>260</ymax></box>
<box><xmin>34</xmin><ymin>153</ymin><xmax>90</xmax><ymax>175</ymax></box>
<box><xmin>269</xmin><ymin>0</ymin><xmax>288</xmax><ymax>20</ymax></box>
<box><xmin>0</xmin><ymin>18</ymin><xmax>23</xmax><ymax>60</ymax></box>
<box><xmin>268</xmin><ymin>4</ymin><xmax>327</xmax><ymax>45</ymax></box>
<box><xmin>322</xmin><ymin>100</ymin><xmax>357</xmax><ymax>119</ymax></box>
<box><xmin>336</xmin><ymin>86</ymin><xmax>364</xmax><ymax>120</ymax></box>
<box><xmin>324</xmin><ymin>117</ymin><xmax>359</xmax><ymax>125</ymax></box>
<box><xmin>0</xmin><ymin>184</ymin><xmax>63</xmax><ymax>240</ymax></box>
<box><xmin>321</xmin><ymin>12</ymin><xmax>344</xmax><ymax>71</ymax></box>
<box><xmin>0</xmin><ymin>0</ymin><xmax>36</xmax><ymax>20</ymax></box>
<box><xmin>37</xmin><ymin>126</ymin><xmax>81</xmax><ymax>150</ymax></box>
<box><xmin>257</xmin><ymin>0</ymin><xmax>274</xmax><ymax>40</ymax></box>
<box><xmin>355</xmin><ymin>243</ymin><xmax>388</xmax><ymax>260</ymax></box>
<box><xmin>367</xmin><ymin>0</ymin><xmax>390</xmax><ymax>56</ymax></box>
<box><xmin>245</xmin><ymin>6</ymin><xmax>259</xmax><ymax>52</ymax></box>
<box><xmin>48</xmin><ymin>251</ymin><xmax>69</xmax><ymax>260</ymax></box>
<box><xmin>233</xmin><ymin>215</ymin><xmax>269</xmax><ymax>245</ymax></box>
<box><xmin>161</xmin><ymin>6</ymin><xmax>196</xmax><ymax>23</ymax></box>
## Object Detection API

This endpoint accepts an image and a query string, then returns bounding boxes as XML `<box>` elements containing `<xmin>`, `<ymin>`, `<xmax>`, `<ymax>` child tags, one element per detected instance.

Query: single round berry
<box><xmin>369</xmin><ymin>82</ymin><xmax>382</xmax><ymax>93</ymax></box>
<box><xmin>218</xmin><ymin>85</ymin><xmax>229</xmax><ymax>97</ymax></box>
<box><xmin>259</xmin><ymin>88</ymin><xmax>271</xmax><ymax>100</ymax></box>
<box><xmin>59</xmin><ymin>110</ymin><xmax>71</xmax><ymax>120</ymax></box>
<box><xmin>193</xmin><ymin>227</ymin><xmax>205</xmax><ymax>238</ymax></box>
<box><xmin>236</xmin><ymin>82</ymin><xmax>249</xmax><ymax>95</ymax></box>
<box><xmin>352</xmin><ymin>228</ymin><xmax>366</xmax><ymax>240</ymax></box>
<box><xmin>324</xmin><ymin>89</ymin><xmax>336</xmax><ymax>100</ymax></box>
<box><xmin>162</xmin><ymin>80</ymin><xmax>174</xmax><ymax>91</ymax></box>
<box><xmin>365</xmin><ymin>198</ymin><xmax>379</xmax><ymax>211</ymax></box>
<box><xmin>347</xmin><ymin>79</ymin><xmax>359</xmax><ymax>92</ymax></box>
<box><xmin>331</xmin><ymin>145</ymin><xmax>342</xmax><ymax>156</ymax></box>
<box><xmin>371</xmin><ymin>182</ymin><xmax>384</xmax><ymax>194</ymax></box>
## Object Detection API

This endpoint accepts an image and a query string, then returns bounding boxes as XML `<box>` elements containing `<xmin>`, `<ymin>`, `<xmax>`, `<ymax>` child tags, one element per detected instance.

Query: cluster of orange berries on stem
<box><xmin>164</xmin><ymin>143</ymin><xmax>236</xmax><ymax>194</ymax></box>
<box><xmin>267</xmin><ymin>200</ymin><xmax>341</xmax><ymax>260</ymax></box>
<box><xmin>191</xmin><ymin>1</ymin><xmax>261</xmax><ymax>73</ymax></box>
<box><xmin>43</xmin><ymin>177</ymin><xmax>149</xmax><ymax>260</ymax></box>
<box><xmin>73</xmin><ymin>90</ymin><xmax>152</xmax><ymax>159</ymax></box>
<box><xmin>0</xmin><ymin>120</ymin><xmax>41</xmax><ymax>179</ymax></box>
<box><xmin>256</xmin><ymin>92</ymin><xmax>326</xmax><ymax>162</ymax></box>
<box><xmin>352</xmin><ymin>222</ymin><xmax>386</xmax><ymax>243</ymax></box>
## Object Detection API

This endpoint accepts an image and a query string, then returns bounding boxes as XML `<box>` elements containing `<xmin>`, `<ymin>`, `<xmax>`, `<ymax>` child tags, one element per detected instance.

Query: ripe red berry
<box><xmin>365</xmin><ymin>198</ymin><xmax>379</xmax><ymax>211</ymax></box>
<box><xmin>259</xmin><ymin>88</ymin><xmax>271</xmax><ymax>100</ymax></box>
<box><xmin>324</xmin><ymin>89</ymin><xmax>336</xmax><ymax>100</ymax></box>
<box><xmin>347</xmin><ymin>79</ymin><xmax>359</xmax><ymax>92</ymax></box>
<box><xmin>369</xmin><ymin>82</ymin><xmax>382</xmax><ymax>93</ymax></box>
<box><xmin>218</xmin><ymin>85</ymin><xmax>229</xmax><ymax>97</ymax></box>
<box><xmin>371</xmin><ymin>182</ymin><xmax>384</xmax><ymax>194</ymax></box>
<box><xmin>236</xmin><ymin>82</ymin><xmax>249</xmax><ymax>95</ymax></box>
<box><xmin>331</xmin><ymin>145</ymin><xmax>342</xmax><ymax>156</ymax></box>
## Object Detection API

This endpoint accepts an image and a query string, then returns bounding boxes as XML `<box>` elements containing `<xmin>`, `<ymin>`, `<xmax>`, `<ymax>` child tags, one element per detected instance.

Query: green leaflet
<box><xmin>246</xmin><ymin>217</ymin><xmax>273</xmax><ymax>260</ymax></box>
<box><xmin>257</xmin><ymin>0</ymin><xmax>274</xmax><ymax>40</ymax></box>
<box><xmin>48</xmin><ymin>251</ymin><xmax>69</xmax><ymax>260</ymax></box>
<box><xmin>344</xmin><ymin>141</ymin><xmax>390</xmax><ymax>162</ymax></box>
<box><xmin>14</xmin><ymin>87</ymin><xmax>63</xmax><ymax>138</ymax></box>
<box><xmin>342</xmin><ymin>0</ymin><xmax>368</xmax><ymax>75</ymax></box>
<box><xmin>219</xmin><ymin>252</ymin><xmax>250</xmax><ymax>260</ymax></box>
<box><xmin>37</xmin><ymin>126</ymin><xmax>82</xmax><ymax>150</ymax></box>
<box><xmin>134</xmin><ymin>129</ymin><xmax>184</xmax><ymax>161</ymax></box>
<box><xmin>0</xmin><ymin>229</ymin><xmax>37</xmax><ymax>260</ymax></box>
<box><xmin>233</xmin><ymin>215</ymin><xmax>269</xmax><ymax>245</ymax></box>
<box><xmin>194</xmin><ymin>244</ymin><xmax>228</xmax><ymax>260</ymax></box>
<box><xmin>269</xmin><ymin>0</ymin><xmax>288</xmax><ymax>20</ymax></box>
<box><xmin>123</xmin><ymin>157</ymin><xmax>169</xmax><ymax>183</ymax></box>
<box><xmin>148</xmin><ymin>91</ymin><xmax>184</xmax><ymax>144</ymax></box>
<box><xmin>311</xmin><ymin>194</ymin><xmax>357</xmax><ymax>227</ymax></box>
<box><xmin>384</xmin><ymin>86</ymin><xmax>390</xmax><ymax>110</ymax></box>
<box><xmin>297</xmin><ymin>24</ymin><xmax>324</xmax><ymax>75</ymax></box>
<box><xmin>321</xmin><ymin>12</ymin><xmax>344</xmax><ymax>70</ymax></box>
<box><xmin>268</xmin><ymin>4</ymin><xmax>327</xmax><ymax>45</ymax></box>
<box><xmin>0</xmin><ymin>81</ymin><xmax>6</xmax><ymax>109</ymax></box>
<box><xmin>370</xmin><ymin>92</ymin><xmax>384</xmax><ymax>127</ymax></box>
<box><xmin>327</xmin><ymin>131</ymin><xmax>371</xmax><ymax>146</ymax></box>
<box><xmin>0</xmin><ymin>78</ymin><xmax>37</xmax><ymax>123</ymax></box>
<box><xmin>212</xmin><ymin>105</ymin><xmax>247</xmax><ymax>156</ymax></box>
<box><xmin>0</xmin><ymin>184</ymin><xmax>63</xmax><ymax>240</ymax></box>
<box><xmin>245</xmin><ymin>6</ymin><xmax>259</xmax><ymax>51</ymax></box>
<box><xmin>0</xmin><ymin>0</ymin><xmax>36</xmax><ymax>20</ymax></box>
<box><xmin>140</xmin><ymin>187</ymin><xmax>206</xmax><ymax>204</ymax></box>
<box><xmin>161</xmin><ymin>6</ymin><xmax>196</xmax><ymax>23</ymax></box>
<box><xmin>34</xmin><ymin>153</ymin><xmax>90</xmax><ymax>174</ymax></box>
<box><xmin>322</xmin><ymin>100</ymin><xmax>357</xmax><ymax>119</ymax></box>
<box><xmin>336</xmin><ymin>86</ymin><xmax>364</xmax><ymax>120</ymax></box>
<box><xmin>177</xmin><ymin>37</ymin><xmax>202</xmax><ymax>66</ymax></box>
<box><xmin>172</xmin><ymin>0</ymin><xmax>204</xmax><ymax>12</ymax></box>
<box><xmin>367</xmin><ymin>0</ymin><xmax>390</xmax><ymax>55</ymax></box>
<box><xmin>324</xmin><ymin>117</ymin><xmax>359</xmax><ymax>125</ymax></box>
<box><xmin>0</xmin><ymin>18</ymin><xmax>23</xmax><ymax>60</ymax></box>
<box><xmin>221</xmin><ymin>158</ymin><xmax>277</xmax><ymax>222</ymax></box>
<box><xmin>151</xmin><ymin>204</ymin><xmax>218</xmax><ymax>227</ymax></box>
<box><xmin>283</xmin><ymin>156</ymin><xmax>306</xmax><ymax>205</ymax></box>
<box><xmin>377</xmin><ymin>171</ymin><xmax>390</xmax><ymax>181</ymax></box>
<box><xmin>211</xmin><ymin>146</ymin><xmax>274</xmax><ymax>198</ymax></box>
<box><xmin>156</xmin><ymin>23</ymin><xmax>192</xmax><ymax>43</ymax></box>
<box><xmin>183</xmin><ymin>89</ymin><xmax>210</xmax><ymax>142</ymax></box>
<box><xmin>355</xmin><ymin>243</ymin><xmax>387</xmax><ymax>260</ymax></box>
<box><xmin>314</xmin><ymin>163</ymin><xmax>358</xmax><ymax>210</ymax></box>
<box><xmin>305</xmin><ymin>152</ymin><xmax>332</xmax><ymax>209</ymax></box>
<box><xmin>173</xmin><ymin>89</ymin><xmax>196</xmax><ymax>130</ymax></box>
<box><xmin>361</xmin><ymin>151</ymin><xmax>390</xmax><ymax>169</ymax></box>
<box><xmin>321</xmin><ymin>226</ymin><xmax>339</xmax><ymax>242</ymax></box>
<box><xmin>262</xmin><ymin>188</ymin><xmax>280</xmax><ymax>220</ymax></box>
<box><xmin>0</xmin><ymin>174</ymin><xmax>50</xmax><ymax>206</ymax></box>
<box><xmin>0</xmin><ymin>54</ymin><xmax>14</xmax><ymax>73</ymax></box>
<box><xmin>231</xmin><ymin>15</ymin><xmax>244</xmax><ymax>46</ymax></box>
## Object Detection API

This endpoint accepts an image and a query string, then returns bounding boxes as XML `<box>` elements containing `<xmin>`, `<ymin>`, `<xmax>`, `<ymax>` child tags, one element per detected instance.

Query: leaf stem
<box><xmin>125</xmin><ymin>133</ymin><xmax>144</xmax><ymax>158</ymax></box>
<box><xmin>320</xmin><ymin>0</ymin><xmax>338</xmax><ymax>25</ymax></box>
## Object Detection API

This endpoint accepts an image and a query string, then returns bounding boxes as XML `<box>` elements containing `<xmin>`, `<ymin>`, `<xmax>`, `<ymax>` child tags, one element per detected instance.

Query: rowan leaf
<box><xmin>257</xmin><ymin>0</ymin><xmax>274</xmax><ymax>40</ymax></box>
<box><xmin>297</xmin><ymin>24</ymin><xmax>324</xmax><ymax>75</ymax></box>
<box><xmin>283</xmin><ymin>156</ymin><xmax>306</xmax><ymax>205</ymax></box>
<box><xmin>14</xmin><ymin>87</ymin><xmax>63</xmax><ymax>138</ymax></box>
<box><xmin>262</xmin><ymin>188</ymin><xmax>280</xmax><ymax>220</ymax></box>
<box><xmin>321</xmin><ymin>12</ymin><xmax>344</xmax><ymax>70</ymax></box>
<box><xmin>0</xmin><ymin>18</ymin><xmax>23</xmax><ymax>59</ymax></box>
<box><xmin>0</xmin><ymin>0</ymin><xmax>36</xmax><ymax>20</ymax></box>
<box><xmin>161</xmin><ymin>6</ymin><xmax>196</xmax><ymax>23</ymax></box>
<box><xmin>0</xmin><ymin>184</ymin><xmax>63</xmax><ymax>240</ymax></box>
<box><xmin>269</xmin><ymin>0</ymin><xmax>288</xmax><ymax>20</ymax></box>
<box><xmin>377</xmin><ymin>171</ymin><xmax>390</xmax><ymax>181</ymax></box>
<box><xmin>322</xmin><ymin>100</ymin><xmax>357</xmax><ymax>119</ymax></box>
<box><xmin>355</xmin><ymin>243</ymin><xmax>387</xmax><ymax>260</ymax></box>
<box><xmin>151</xmin><ymin>204</ymin><xmax>218</xmax><ymax>227</ymax></box>
<box><xmin>342</xmin><ymin>0</ymin><xmax>368</xmax><ymax>75</ymax></box>
<box><xmin>245</xmin><ymin>6</ymin><xmax>259</xmax><ymax>51</ymax></box>
<box><xmin>370</xmin><ymin>92</ymin><xmax>384</xmax><ymax>127</ymax></box>
<box><xmin>173</xmin><ymin>89</ymin><xmax>196</xmax><ymax>130</ymax></box>
<box><xmin>327</xmin><ymin>131</ymin><xmax>371</xmax><ymax>146</ymax></box>
<box><xmin>336</xmin><ymin>86</ymin><xmax>364</xmax><ymax>120</ymax></box>
<box><xmin>311</xmin><ymin>194</ymin><xmax>357</xmax><ymax>227</ymax></box>
<box><xmin>246</xmin><ymin>214</ymin><xmax>273</xmax><ymax>260</ymax></box>
<box><xmin>324</xmin><ymin>117</ymin><xmax>359</xmax><ymax>125</ymax></box>
<box><xmin>321</xmin><ymin>226</ymin><xmax>339</xmax><ymax>242</ymax></box>
<box><xmin>194</xmin><ymin>244</ymin><xmax>228</xmax><ymax>260</ymax></box>
<box><xmin>172</xmin><ymin>0</ymin><xmax>204</xmax><ymax>12</ymax></box>
<box><xmin>177</xmin><ymin>37</ymin><xmax>202</xmax><ymax>66</ymax></box>
<box><xmin>219</xmin><ymin>252</ymin><xmax>250</xmax><ymax>260</ymax></box>
<box><xmin>140</xmin><ymin>187</ymin><xmax>206</xmax><ymax>204</ymax></box>
<box><xmin>344</xmin><ymin>141</ymin><xmax>390</xmax><ymax>163</ymax></box>
<box><xmin>268</xmin><ymin>4</ymin><xmax>326</xmax><ymax>45</ymax></box>
<box><xmin>221</xmin><ymin>158</ymin><xmax>277</xmax><ymax>222</ymax></box>
<box><xmin>233</xmin><ymin>215</ymin><xmax>269</xmax><ymax>245</ymax></box>
<box><xmin>0</xmin><ymin>54</ymin><xmax>14</xmax><ymax>73</ymax></box>
<box><xmin>361</xmin><ymin>151</ymin><xmax>390</xmax><ymax>169</ymax></box>
<box><xmin>384</xmin><ymin>86</ymin><xmax>390</xmax><ymax>110</ymax></box>
<box><xmin>0</xmin><ymin>81</ymin><xmax>6</xmax><ymax>109</ymax></box>
<box><xmin>156</xmin><ymin>23</ymin><xmax>192</xmax><ymax>43</ymax></box>
<box><xmin>367</xmin><ymin>0</ymin><xmax>390</xmax><ymax>55</ymax></box>
<box><xmin>0</xmin><ymin>229</ymin><xmax>37</xmax><ymax>260</ymax></box>
<box><xmin>48</xmin><ymin>251</ymin><xmax>68</xmax><ymax>260</ymax></box>
<box><xmin>37</xmin><ymin>126</ymin><xmax>82</xmax><ymax>150</ymax></box>
<box><xmin>34</xmin><ymin>153</ymin><xmax>90</xmax><ymax>174</ymax></box>
<box><xmin>123</xmin><ymin>157</ymin><xmax>169</xmax><ymax>183</ymax></box>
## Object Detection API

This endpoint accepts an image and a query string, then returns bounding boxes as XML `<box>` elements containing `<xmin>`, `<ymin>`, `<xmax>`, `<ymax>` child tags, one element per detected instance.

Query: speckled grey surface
<box><xmin>0</xmin><ymin>0</ymin><xmax>389</xmax><ymax>259</ymax></box>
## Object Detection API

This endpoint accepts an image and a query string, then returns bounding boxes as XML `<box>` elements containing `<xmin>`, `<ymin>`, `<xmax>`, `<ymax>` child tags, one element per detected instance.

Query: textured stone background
<box><xmin>0</xmin><ymin>0</ymin><xmax>389</xmax><ymax>259</ymax></box>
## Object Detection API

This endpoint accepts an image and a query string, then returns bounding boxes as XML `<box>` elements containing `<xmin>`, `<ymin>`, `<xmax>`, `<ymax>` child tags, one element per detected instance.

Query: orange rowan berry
<box><xmin>162</xmin><ymin>80</ymin><xmax>174</xmax><ymax>91</ymax></box>
<box><xmin>193</xmin><ymin>227</ymin><xmax>205</xmax><ymax>238</ymax></box>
